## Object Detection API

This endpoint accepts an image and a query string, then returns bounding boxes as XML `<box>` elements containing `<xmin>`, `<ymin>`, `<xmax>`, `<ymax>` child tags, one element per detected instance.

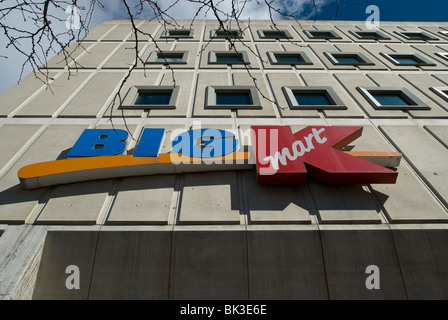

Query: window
<box><xmin>394</xmin><ymin>30</ymin><xmax>438</xmax><ymax>41</ymax></box>
<box><xmin>357</xmin><ymin>87</ymin><xmax>429</xmax><ymax>110</ymax></box>
<box><xmin>324</xmin><ymin>52</ymin><xmax>374</xmax><ymax>65</ymax></box>
<box><xmin>146</xmin><ymin>51</ymin><xmax>188</xmax><ymax>64</ymax></box>
<box><xmin>210</xmin><ymin>29</ymin><xmax>243</xmax><ymax>39</ymax></box>
<box><xmin>304</xmin><ymin>30</ymin><xmax>342</xmax><ymax>40</ymax></box>
<box><xmin>430</xmin><ymin>87</ymin><xmax>448</xmax><ymax>102</ymax></box>
<box><xmin>435</xmin><ymin>52</ymin><xmax>448</xmax><ymax>61</ymax></box>
<box><xmin>161</xmin><ymin>29</ymin><xmax>194</xmax><ymax>38</ymax></box>
<box><xmin>257</xmin><ymin>29</ymin><xmax>293</xmax><ymax>39</ymax></box>
<box><xmin>282</xmin><ymin>86</ymin><xmax>346</xmax><ymax>110</ymax></box>
<box><xmin>380</xmin><ymin>52</ymin><xmax>436</xmax><ymax>66</ymax></box>
<box><xmin>439</xmin><ymin>30</ymin><xmax>448</xmax><ymax>37</ymax></box>
<box><xmin>205</xmin><ymin>86</ymin><xmax>262</xmax><ymax>109</ymax></box>
<box><xmin>349</xmin><ymin>30</ymin><xmax>390</xmax><ymax>40</ymax></box>
<box><xmin>121</xmin><ymin>86</ymin><xmax>180</xmax><ymax>109</ymax></box>
<box><xmin>208</xmin><ymin>51</ymin><xmax>250</xmax><ymax>64</ymax></box>
<box><xmin>267</xmin><ymin>51</ymin><xmax>313</xmax><ymax>65</ymax></box>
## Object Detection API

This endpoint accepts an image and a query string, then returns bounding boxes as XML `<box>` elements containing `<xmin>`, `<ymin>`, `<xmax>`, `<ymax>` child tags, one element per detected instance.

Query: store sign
<box><xmin>17</xmin><ymin>126</ymin><xmax>399</xmax><ymax>189</ymax></box>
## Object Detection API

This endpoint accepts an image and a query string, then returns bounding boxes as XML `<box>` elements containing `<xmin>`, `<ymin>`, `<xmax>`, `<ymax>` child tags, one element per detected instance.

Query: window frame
<box><xmin>121</xmin><ymin>86</ymin><xmax>180</xmax><ymax>109</ymax></box>
<box><xmin>266</xmin><ymin>51</ymin><xmax>313</xmax><ymax>65</ymax></box>
<box><xmin>324</xmin><ymin>51</ymin><xmax>375</xmax><ymax>65</ymax></box>
<box><xmin>208</xmin><ymin>51</ymin><xmax>250</xmax><ymax>65</ymax></box>
<box><xmin>210</xmin><ymin>29</ymin><xmax>243</xmax><ymax>39</ymax></box>
<box><xmin>357</xmin><ymin>86</ymin><xmax>430</xmax><ymax>110</ymax></box>
<box><xmin>435</xmin><ymin>52</ymin><xmax>448</xmax><ymax>61</ymax></box>
<box><xmin>145</xmin><ymin>51</ymin><xmax>189</xmax><ymax>64</ymax></box>
<box><xmin>282</xmin><ymin>86</ymin><xmax>346</xmax><ymax>110</ymax></box>
<box><xmin>303</xmin><ymin>29</ymin><xmax>342</xmax><ymax>40</ymax></box>
<box><xmin>205</xmin><ymin>86</ymin><xmax>262</xmax><ymax>109</ymax></box>
<box><xmin>348</xmin><ymin>30</ymin><xmax>391</xmax><ymax>40</ymax></box>
<box><xmin>380</xmin><ymin>52</ymin><xmax>436</xmax><ymax>66</ymax></box>
<box><xmin>160</xmin><ymin>29</ymin><xmax>194</xmax><ymax>39</ymax></box>
<box><xmin>257</xmin><ymin>29</ymin><xmax>293</xmax><ymax>39</ymax></box>
<box><xmin>430</xmin><ymin>87</ymin><xmax>448</xmax><ymax>103</ymax></box>
<box><xmin>394</xmin><ymin>30</ymin><xmax>439</xmax><ymax>41</ymax></box>
<box><xmin>439</xmin><ymin>30</ymin><xmax>448</xmax><ymax>37</ymax></box>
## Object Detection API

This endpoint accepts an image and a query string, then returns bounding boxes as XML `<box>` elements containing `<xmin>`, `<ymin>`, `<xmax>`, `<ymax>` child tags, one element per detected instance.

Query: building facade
<box><xmin>1</xmin><ymin>19</ymin><xmax>448</xmax><ymax>300</ymax></box>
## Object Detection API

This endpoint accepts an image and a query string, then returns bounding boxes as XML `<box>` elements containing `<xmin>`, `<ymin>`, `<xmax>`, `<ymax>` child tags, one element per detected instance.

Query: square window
<box><xmin>208</xmin><ymin>51</ymin><xmax>250</xmax><ymax>64</ymax></box>
<box><xmin>257</xmin><ymin>29</ymin><xmax>293</xmax><ymax>39</ymax></box>
<box><xmin>211</xmin><ymin>29</ymin><xmax>242</xmax><ymax>38</ymax></box>
<box><xmin>357</xmin><ymin>87</ymin><xmax>430</xmax><ymax>110</ymax></box>
<box><xmin>161</xmin><ymin>29</ymin><xmax>194</xmax><ymax>38</ymax></box>
<box><xmin>267</xmin><ymin>51</ymin><xmax>313</xmax><ymax>65</ymax></box>
<box><xmin>430</xmin><ymin>87</ymin><xmax>448</xmax><ymax>102</ymax></box>
<box><xmin>381</xmin><ymin>52</ymin><xmax>436</xmax><ymax>66</ymax></box>
<box><xmin>146</xmin><ymin>51</ymin><xmax>188</xmax><ymax>64</ymax></box>
<box><xmin>394</xmin><ymin>30</ymin><xmax>438</xmax><ymax>41</ymax></box>
<box><xmin>324</xmin><ymin>52</ymin><xmax>374</xmax><ymax>65</ymax></box>
<box><xmin>349</xmin><ymin>30</ymin><xmax>390</xmax><ymax>40</ymax></box>
<box><xmin>282</xmin><ymin>86</ymin><xmax>346</xmax><ymax>110</ymax></box>
<box><xmin>121</xmin><ymin>86</ymin><xmax>180</xmax><ymax>109</ymax></box>
<box><xmin>304</xmin><ymin>30</ymin><xmax>341</xmax><ymax>40</ymax></box>
<box><xmin>206</xmin><ymin>86</ymin><xmax>262</xmax><ymax>109</ymax></box>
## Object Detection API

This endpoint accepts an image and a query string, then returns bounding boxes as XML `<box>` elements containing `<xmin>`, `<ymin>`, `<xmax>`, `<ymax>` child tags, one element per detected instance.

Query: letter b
<box><xmin>67</xmin><ymin>129</ymin><xmax>128</xmax><ymax>158</ymax></box>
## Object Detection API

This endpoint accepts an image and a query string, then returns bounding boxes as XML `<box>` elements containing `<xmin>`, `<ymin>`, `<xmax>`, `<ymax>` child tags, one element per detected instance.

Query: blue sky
<box><xmin>1</xmin><ymin>0</ymin><xmax>448</xmax><ymax>94</ymax></box>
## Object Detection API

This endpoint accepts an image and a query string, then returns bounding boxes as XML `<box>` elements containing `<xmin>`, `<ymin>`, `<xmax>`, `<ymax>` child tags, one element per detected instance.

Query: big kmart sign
<box><xmin>18</xmin><ymin>126</ymin><xmax>400</xmax><ymax>189</ymax></box>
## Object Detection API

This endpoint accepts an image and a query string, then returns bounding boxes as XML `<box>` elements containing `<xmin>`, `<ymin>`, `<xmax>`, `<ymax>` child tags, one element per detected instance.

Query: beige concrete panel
<box><xmin>127</xmin><ymin>23</ymin><xmax>159</xmax><ymax>42</ymax></box>
<box><xmin>233</xmin><ymin>71</ymin><xmax>276</xmax><ymax>118</ymax></box>
<box><xmin>107</xmin><ymin>175</ymin><xmax>175</xmax><ymax>225</ymax></box>
<box><xmin>419</xmin><ymin>26</ymin><xmax>448</xmax><ymax>43</ymax></box>
<box><xmin>192</xmin><ymin>71</ymin><xmax>231</xmax><ymax>117</ymax></box>
<box><xmin>73</xmin><ymin>43</ymin><xmax>120</xmax><ymax>69</ymax></box>
<box><xmin>400</xmin><ymin>73</ymin><xmax>448</xmax><ymax>113</ymax></box>
<box><xmin>32</xmin><ymin>231</ymin><xmax>99</xmax><ymax>299</ymax></box>
<box><xmin>265</xmin><ymin>72</ymin><xmax>320</xmax><ymax>118</ymax></box>
<box><xmin>367</xmin><ymin>73</ymin><xmax>448</xmax><ymax>118</ymax></box>
<box><xmin>104</xmin><ymin>71</ymin><xmax>162</xmax><ymax>118</ymax></box>
<box><xmin>379</xmin><ymin>125</ymin><xmax>448</xmax><ymax>208</ymax></box>
<box><xmin>300</xmin><ymin>72</ymin><xmax>364</xmax><ymax>118</ymax></box>
<box><xmin>88</xmin><ymin>231</ymin><xmax>171</xmax><ymax>299</ymax></box>
<box><xmin>169</xmin><ymin>230</ymin><xmax>248</xmax><ymax>299</ymax></box>
<box><xmin>282</xmin><ymin>43</ymin><xmax>326</xmax><ymax>70</ymax></box>
<box><xmin>231</xmin><ymin>42</ymin><xmax>260</xmax><ymax>70</ymax></box>
<box><xmin>433</xmin><ymin>72</ymin><xmax>448</xmax><ymax>85</ymax></box>
<box><xmin>424</xmin><ymin>125</ymin><xmax>448</xmax><ymax>149</ymax></box>
<box><xmin>321</xmin><ymin>229</ymin><xmax>407</xmax><ymax>299</ymax></box>
<box><xmin>100</xmin><ymin>24</ymin><xmax>133</xmax><ymax>41</ymax></box>
<box><xmin>101</xmin><ymin>43</ymin><xmax>147</xmax><ymax>69</ymax></box>
<box><xmin>250</xmin><ymin>23</ymin><xmax>302</xmax><ymax>42</ymax></box>
<box><xmin>15</xmin><ymin>72</ymin><xmax>91</xmax><ymax>117</ymax></box>
<box><xmin>333</xmin><ymin>43</ymin><xmax>388</xmax><ymax>70</ymax></box>
<box><xmin>385</xmin><ymin>44</ymin><xmax>444</xmax><ymax>71</ymax></box>
<box><xmin>243</xmin><ymin>171</ymin><xmax>311</xmax><ymax>224</ymax></box>
<box><xmin>0</xmin><ymin>125</ymin><xmax>87</xmax><ymax>223</ymax></box>
<box><xmin>178</xmin><ymin>171</ymin><xmax>241</xmax><ymax>225</ymax></box>
<box><xmin>81</xmin><ymin>24</ymin><xmax>114</xmax><ymax>41</ymax></box>
<box><xmin>59</xmin><ymin>72</ymin><xmax>125</xmax><ymax>117</ymax></box>
<box><xmin>45</xmin><ymin>42</ymin><xmax>94</xmax><ymax>69</ymax></box>
<box><xmin>172</xmin><ymin>42</ymin><xmax>201</xmax><ymax>69</ymax></box>
<box><xmin>360</xmin><ymin>43</ymin><xmax>418</xmax><ymax>70</ymax></box>
<box><xmin>139</xmin><ymin>43</ymin><xmax>174</xmax><ymax>69</ymax></box>
<box><xmin>0</xmin><ymin>125</ymin><xmax>42</xmax><ymax>171</ymax></box>
<box><xmin>411</xmin><ymin>44</ymin><xmax>448</xmax><ymax>68</ymax></box>
<box><xmin>0</xmin><ymin>72</ymin><xmax>55</xmax><ymax>117</ymax></box>
<box><xmin>247</xmin><ymin>230</ymin><xmax>327</xmax><ymax>299</ymax></box>
<box><xmin>392</xmin><ymin>229</ymin><xmax>448</xmax><ymax>299</ymax></box>
<box><xmin>334</xmin><ymin>73</ymin><xmax>409</xmax><ymax>119</ymax></box>
<box><xmin>308</xmin><ymin>43</ymin><xmax>357</xmax><ymax>70</ymax></box>
<box><xmin>148</xmin><ymin>71</ymin><xmax>193</xmax><ymax>117</ymax></box>
<box><xmin>198</xmin><ymin>42</ymin><xmax>228</xmax><ymax>69</ymax></box>
<box><xmin>255</xmin><ymin>43</ymin><xmax>289</xmax><ymax>70</ymax></box>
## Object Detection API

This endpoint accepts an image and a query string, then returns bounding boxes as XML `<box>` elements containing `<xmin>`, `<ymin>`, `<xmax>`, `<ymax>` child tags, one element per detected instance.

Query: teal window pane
<box><xmin>404</xmin><ymin>33</ymin><xmax>426</xmax><ymax>39</ymax></box>
<box><xmin>335</xmin><ymin>55</ymin><xmax>362</xmax><ymax>63</ymax></box>
<box><xmin>294</xmin><ymin>93</ymin><xmax>332</xmax><ymax>106</ymax></box>
<box><xmin>310</xmin><ymin>32</ymin><xmax>333</xmax><ymax>38</ymax></box>
<box><xmin>134</xmin><ymin>92</ymin><xmax>171</xmax><ymax>105</ymax></box>
<box><xmin>216</xmin><ymin>92</ymin><xmax>252</xmax><ymax>105</ymax></box>
<box><xmin>216</xmin><ymin>54</ymin><xmax>243</xmax><ymax>63</ymax></box>
<box><xmin>394</xmin><ymin>56</ymin><xmax>420</xmax><ymax>64</ymax></box>
<box><xmin>358</xmin><ymin>32</ymin><xmax>379</xmax><ymax>39</ymax></box>
<box><xmin>372</xmin><ymin>94</ymin><xmax>411</xmax><ymax>106</ymax></box>
<box><xmin>156</xmin><ymin>54</ymin><xmax>183</xmax><ymax>63</ymax></box>
<box><xmin>275</xmin><ymin>55</ymin><xmax>303</xmax><ymax>63</ymax></box>
<box><xmin>168</xmin><ymin>30</ymin><xmax>191</xmax><ymax>37</ymax></box>
<box><xmin>263</xmin><ymin>31</ymin><xmax>286</xmax><ymax>38</ymax></box>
